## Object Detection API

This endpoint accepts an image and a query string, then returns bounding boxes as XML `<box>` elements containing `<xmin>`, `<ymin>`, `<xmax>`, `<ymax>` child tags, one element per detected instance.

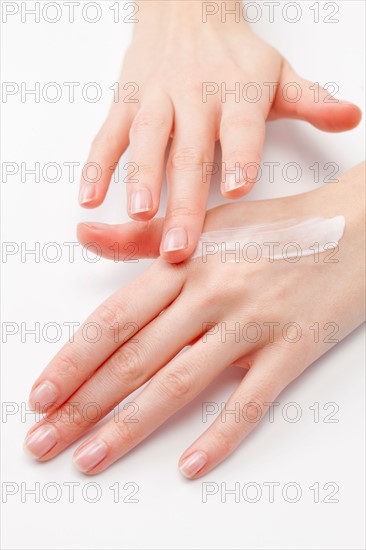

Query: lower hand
<box><xmin>26</xmin><ymin>164</ymin><xmax>365</xmax><ymax>477</ymax></box>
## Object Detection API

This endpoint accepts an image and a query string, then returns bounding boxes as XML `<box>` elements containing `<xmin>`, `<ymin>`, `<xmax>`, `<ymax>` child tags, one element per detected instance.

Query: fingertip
<box><xmin>77</xmin><ymin>221</ymin><xmax>108</xmax><ymax>244</ymax></box>
<box><xmin>78</xmin><ymin>181</ymin><xmax>99</xmax><ymax>208</ymax></box>
<box><xmin>160</xmin><ymin>226</ymin><xmax>194</xmax><ymax>263</ymax></box>
<box><xmin>309</xmin><ymin>102</ymin><xmax>362</xmax><ymax>132</ymax></box>
<box><xmin>330</xmin><ymin>101</ymin><xmax>362</xmax><ymax>131</ymax></box>
<box><xmin>341</xmin><ymin>102</ymin><xmax>362</xmax><ymax>129</ymax></box>
<box><xmin>79</xmin><ymin>222</ymin><xmax>111</xmax><ymax>231</ymax></box>
<box><xmin>79</xmin><ymin>190</ymin><xmax>107</xmax><ymax>209</ymax></box>
<box><xmin>76</xmin><ymin>222</ymin><xmax>86</xmax><ymax>244</ymax></box>
<box><xmin>23</xmin><ymin>424</ymin><xmax>58</xmax><ymax>461</ymax></box>
<box><xmin>179</xmin><ymin>450</ymin><xmax>208</xmax><ymax>479</ymax></box>
<box><xmin>79</xmin><ymin>199</ymin><xmax>100</xmax><ymax>209</ymax></box>
<box><xmin>160</xmin><ymin>249</ymin><xmax>192</xmax><ymax>264</ymax></box>
<box><xmin>128</xmin><ymin>187</ymin><xmax>159</xmax><ymax>221</ymax></box>
<box><xmin>73</xmin><ymin>439</ymin><xmax>109</xmax><ymax>474</ymax></box>
<box><xmin>221</xmin><ymin>180</ymin><xmax>254</xmax><ymax>199</ymax></box>
<box><xmin>128</xmin><ymin>208</ymin><xmax>158</xmax><ymax>222</ymax></box>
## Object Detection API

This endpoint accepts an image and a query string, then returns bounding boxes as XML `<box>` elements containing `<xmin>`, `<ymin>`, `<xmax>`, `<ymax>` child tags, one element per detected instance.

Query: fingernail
<box><xmin>82</xmin><ymin>222</ymin><xmax>110</xmax><ymax>230</ymax></box>
<box><xmin>24</xmin><ymin>425</ymin><xmax>57</xmax><ymax>458</ymax></box>
<box><xmin>223</xmin><ymin>173</ymin><xmax>246</xmax><ymax>192</ymax></box>
<box><xmin>130</xmin><ymin>188</ymin><xmax>153</xmax><ymax>214</ymax></box>
<box><xmin>79</xmin><ymin>183</ymin><xmax>96</xmax><ymax>205</ymax></box>
<box><xmin>162</xmin><ymin>227</ymin><xmax>188</xmax><ymax>252</ymax></box>
<box><xmin>179</xmin><ymin>451</ymin><xmax>207</xmax><ymax>479</ymax></box>
<box><xmin>73</xmin><ymin>440</ymin><xmax>108</xmax><ymax>472</ymax></box>
<box><xmin>29</xmin><ymin>381</ymin><xmax>57</xmax><ymax>411</ymax></box>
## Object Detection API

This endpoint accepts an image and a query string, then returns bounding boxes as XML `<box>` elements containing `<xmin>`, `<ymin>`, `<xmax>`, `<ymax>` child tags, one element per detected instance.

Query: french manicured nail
<box><xmin>223</xmin><ymin>173</ymin><xmax>246</xmax><ymax>192</ymax></box>
<box><xmin>79</xmin><ymin>183</ymin><xmax>96</xmax><ymax>204</ymax></box>
<box><xmin>73</xmin><ymin>440</ymin><xmax>108</xmax><ymax>472</ymax></box>
<box><xmin>162</xmin><ymin>227</ymin><xmax>188</xmax><ymax>252</ymax></box>
<box><xmin>24</xmin><ymin>425</ymin><xmax>57</xmax><ymax>458</ymax></box>
<box><xmin>130</xmin><ymin>188</ymin><xmax>153</xmax><ymax>214</ymax></box>
<box><xmin>179</xmin><ymin>451</ymin><xmax>207</xmax><ymax>478</ymax></box>
<box><xmin>82</xmin><ymin>222</ymin><xmax>110</xmax><ymax>230</ymax></box>
<box><xmin>29</xmin><ymin>381</ymin><xmax>57</xmax><ymax>411</ymax></box>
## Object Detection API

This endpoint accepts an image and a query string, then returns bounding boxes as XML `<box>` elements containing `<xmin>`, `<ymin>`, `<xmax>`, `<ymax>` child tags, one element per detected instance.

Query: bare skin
<box><xmin>26</xmin><ymin>163</ymin><xmax>365</xmax><ymax>478</ymax></box>
<box><xmin>78</xmin><ymin>0</ymin><xmax>361</xmax><ymax>263</ymax></box>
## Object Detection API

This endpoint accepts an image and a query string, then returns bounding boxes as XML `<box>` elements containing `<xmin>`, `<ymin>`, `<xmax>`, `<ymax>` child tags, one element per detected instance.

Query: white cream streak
<box><xmin>191</xmin><ymin>216</ymin><xmax>345</xmax><ymax>261</ymax></box>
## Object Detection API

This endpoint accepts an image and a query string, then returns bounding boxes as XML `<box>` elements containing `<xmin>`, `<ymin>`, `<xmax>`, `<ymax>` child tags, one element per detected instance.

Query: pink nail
<box><xmin>179</xmin><ymin>451</ymin><xmax>207</xmax><ymax>478</ymax></box>
<box><xmin>73</xmin><ymin>440</ymin><xmax>107</xmax><ymax>472</ymax></box>
<box><xmin>223</xmin><ymin>173</ymin><xmax>246</xmax><ymax>192</ymax></box>
<box><xmin>79</xmin><ymin>183</ymin><xmax>96</xmax><ymax>204</ymax></box>
<box><xmin>24</xmin><ymin>425</ymin><xmax>57</xmax><ymax>458</ymax></box>
<box><xmin>130</xmin><ymin>188</ymin><xmax>153</xmax><ymax>214</ymax></box>
<box><xmin>29</xmin><ymin>381</ymin><xmax>57</xmax><ymax>411</ymax></box>
<box><xmin>162</xmin><ymin>227</ymin><xmax>188</xmax><ymax>252</ymax></box>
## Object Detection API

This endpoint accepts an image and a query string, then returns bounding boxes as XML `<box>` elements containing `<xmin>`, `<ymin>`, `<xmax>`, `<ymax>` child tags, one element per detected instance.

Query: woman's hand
<box><xmin>78</xmin><ymin>0</ymin><xmax>361</xmax><ymax>263</ymax></box>
<box><xmin>27</xmin><ymin>164</ymin><xmax>365</xmax><ymax>478</ymax></box>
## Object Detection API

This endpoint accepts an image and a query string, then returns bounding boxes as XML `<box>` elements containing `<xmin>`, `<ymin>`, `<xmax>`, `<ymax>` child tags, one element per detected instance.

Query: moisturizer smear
<box><xmin>191</xmin><ymin>216</ymin><xmax>345</xmax><ymax>262</ymax></box>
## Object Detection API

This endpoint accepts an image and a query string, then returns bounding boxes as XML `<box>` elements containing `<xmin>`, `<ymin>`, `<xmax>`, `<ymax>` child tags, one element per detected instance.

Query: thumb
<box><xmin>270</xmin><ymin>60</ymin><xmax>362</xmax><ymax>132</ymax></box>
<box><xmin>77</xmin><ymin>218</ymin><xmax>164</xmax><ymax>261</ymax></box>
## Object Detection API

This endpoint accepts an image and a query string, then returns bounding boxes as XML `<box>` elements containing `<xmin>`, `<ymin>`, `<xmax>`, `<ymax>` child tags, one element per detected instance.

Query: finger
<box><xmin>77</xmin><ymin>193</ymin><xmax>277</xmax><ymax>261</ymax></box>
<box><xmin>271</xmin><ymin>61</ymin><xmax>362</xmax><ymax>132</ymax></box>
<box><xmin>127</xmin><ymin>93</ymin><xmax>173</xmax><ymax>220</ymax></box>
<box><xmin>160</xmin><ymin>105</ymin><xmax>216</xmax><ymax>263</ymax></box>
<box><xmin>28</xmin><ymin>259</ymin><xmax>184</xmax><ymax>412</ymax></box>
<box><xmin>220</xmin><ymin>107</ymin><xmax>265</xmax><ymax>198</ymax></box>
<box><xmin>77</xmin><ymin>218</ymin><xmax>164</xmax><ymax>260</ymax></box>
<box><xmin>179</xmin><ymin>347</ymin><xmax>290</xmax><ymax>479</ymax></box>
<box><xmin>24</xmin><ymin>293</ymin><xmax>205</xmax><ymax>461</ymax></box>
<box><xmin>79</xmin><ymin>103</ymin><xmax>134</xmax><ymax>208</ymax></box>
<box><xmin>72</xmin><ymin>333</ymin><xmax>243</xmax><ymax>474</ymax></box>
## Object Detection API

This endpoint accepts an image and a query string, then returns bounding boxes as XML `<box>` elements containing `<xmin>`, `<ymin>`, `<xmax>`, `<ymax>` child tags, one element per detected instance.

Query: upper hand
<box><xmin>78</xmin><ymin>0</ymin><xmax>361</xmax><ymax>263</ymax></box>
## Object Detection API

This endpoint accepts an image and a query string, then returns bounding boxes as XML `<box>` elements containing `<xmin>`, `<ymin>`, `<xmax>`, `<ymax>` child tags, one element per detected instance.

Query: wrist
<box><xmin>311</xmin><ymin>163</ymin><xmax>365</xmax><ymax>230</ymax></box>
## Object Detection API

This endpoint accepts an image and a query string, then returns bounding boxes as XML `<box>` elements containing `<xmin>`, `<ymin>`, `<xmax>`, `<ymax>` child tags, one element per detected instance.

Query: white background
<box><xmin>1</xmin><ymin>1</ymin><xmax>365</xmax><ymax>549</ymax></box>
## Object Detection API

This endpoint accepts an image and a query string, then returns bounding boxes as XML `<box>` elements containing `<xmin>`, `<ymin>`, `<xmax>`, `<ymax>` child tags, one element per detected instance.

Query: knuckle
<box><xmin>130</xmin><ymin>111</ymin><xmax>169</xmax><ymax>137</ymax></box>
<box><xmin>221</xmin><ymin>116</ymin><xmax>265</xmax><ymax>135</ymax></box>
<box><xmin>194</xmin><ymin>273</ymin><xmax>221</xmax><ymax>310</ymax></box>
<box><xmin>156</xmin><ymin>365</ymin><xmax>192</xmax><ymax>401</ymax></box>
<box><xmin>55</xmin><ymin>352</ymin><xmax>81</xmax><ymax>381</ymax></box>
<box><xmin>130</xmin><ymin>161</ymin><xmax>156</xmax><ymax>178</ymax></box>
<box><xmin>106</xmin><ymin>344</ymin><xmax>143</xmax><ymax>386</ymax></box>
<box><xmin>170</xmin><ymin>147</ymin><xmax>206</xmax><ymax>172</ymax></box>
<box><xmin>166</xmin><ymin>202</ymin><xmax>201</xmax><ymax>222</ymax></box>
<box><xmin>200</xmin><ymin>292</ymin><xmax>218</xmax><ymax>312</ymax></box>
<box><xmin>97</xmin><ymin>303</ymin><xmax>123</xmax><ymax>333</ymax></box>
